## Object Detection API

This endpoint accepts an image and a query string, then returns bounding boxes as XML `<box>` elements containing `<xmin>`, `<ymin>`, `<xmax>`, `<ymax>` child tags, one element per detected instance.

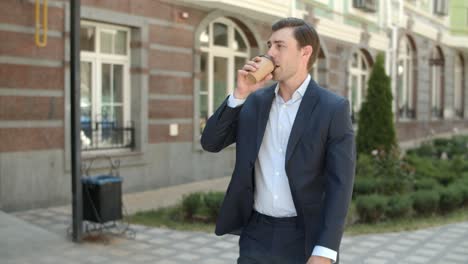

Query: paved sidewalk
<box><xmin>3</xmin><ymin>179</ymin><xmax>468</xmax><ymax>263</ymax></box>
<box><xmin>7</xmin><ymin>206</ymin><xmax>468</xmax><ymax>264</ymax></box>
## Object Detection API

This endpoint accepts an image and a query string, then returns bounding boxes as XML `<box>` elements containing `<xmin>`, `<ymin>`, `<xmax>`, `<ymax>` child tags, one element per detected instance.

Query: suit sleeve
<box><xmin>200</xmin><ymin>95</ymin><xmax>243</xmax><ymax>153</ymax></box>
<box><xmin>317</xmin><ymin>98</ymin><xmax>356</xmax><ymax>251</ymax></box>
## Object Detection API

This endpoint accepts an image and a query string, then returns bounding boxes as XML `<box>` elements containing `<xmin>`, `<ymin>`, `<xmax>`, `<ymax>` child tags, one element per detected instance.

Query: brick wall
<box><xmin>0</xmin><ymin>0</ymin><xmax>65</xmax><ymax>152</ymax></box>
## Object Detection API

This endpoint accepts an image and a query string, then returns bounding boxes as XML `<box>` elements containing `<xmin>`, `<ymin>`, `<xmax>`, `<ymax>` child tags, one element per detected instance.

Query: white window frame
<box><xmin>198</xmin><ymin>17</ymin><xmax>251</xmax><ymax>133</ymax></box>
<box><xmin>348</xmin><ymin>50</ymin><xmax>370</xmax><ymax>121</ymax></box>
<box><xmin>80</xmin><ymin>21</ymin><xmax>131</xmax><ymax>148</ymax></box>
<box><xmin>396</xmin><ymin>37</ymin><xmax>414</xmax><ymax>120</ymax></box>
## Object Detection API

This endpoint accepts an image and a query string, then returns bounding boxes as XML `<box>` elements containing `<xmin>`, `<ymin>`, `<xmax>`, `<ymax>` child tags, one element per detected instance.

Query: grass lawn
<box><xmin>126</xmin><ymin>205</ymin><xmax>468</xmax><ymax>236</ymax></box>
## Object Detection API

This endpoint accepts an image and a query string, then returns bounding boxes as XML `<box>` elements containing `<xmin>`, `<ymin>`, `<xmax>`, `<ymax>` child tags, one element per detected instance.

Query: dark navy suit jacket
<box><xmin>201</xmin><ymin>78</ymin><xmax>356</xmax><ymax>258</ymax></box>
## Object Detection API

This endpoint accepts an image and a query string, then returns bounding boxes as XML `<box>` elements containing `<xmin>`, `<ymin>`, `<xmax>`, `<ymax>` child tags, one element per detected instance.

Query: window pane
<box><xmin>199</xmin><ymin>94</ymin><xmax>208</xmax><ymax>134</ymax></box>
<box><xmin>115</xmin><ymin>30</ymin><xmax>127</xmax><ymax>55</ymax></box>
<box><xmin>235</xmin><ymin>57</ymin><xmax>247</xmax><ymax>86</ymax></box>
<box><xmin>200</xmin><ymin>27</ymin><xmax>209</xmax><ymax>48</ymax></box>
<box><xmin>113</xmin><ymin>65</ymin><xmax>123</xmax><ymax>103</ymax></box>
<box><xmin>234</xmin><ymin>29</ymin><xmax>247</xmax><ymax>52</ymax></box>
<box><xmin>213</xmin><ymin>23</ymin><xmax>228</xmax><ymax>47</ymax></box>
<box><xmin>200</xmin><ymin>53</ymin><xmax>208</xmax><ymax>92</ymax></box>
<box><xmin>213</xmin><ymin>57</ymin><xmax>228</xmax><ymax>109</ymax></box>
<box><xmin>80</xmin><ymin>61</ymin><xmax>92</xmax><ymax>140</ymax></box>
<box><xmin>100</xmin><ymin>31</ymin><xmax>113</xmax><ymax>53</ymax></box>
<box><xmin>361</xmin><ymin>74</ymin><xmax>367</xmax><ymax>100</ymax></box>
<box><xmin>80</xmin><ymin>26</ymin><xmax>95</xmax><ymax>51</ymax></box>
<box><xmin>102</xmin><ymin>64</ymin><xmax>111</xmax><ymax>104</ymax></box>
<box><xmin>397</xmin><ymin>60</ymin><xmax>404</xmax><ymax>108</ymax></box>
<box><xmin>352</xmin><ymin>52</ymin><xmax>358</xmax><ymax>68</ymax></box>
<box><xmin>361</xmin><ymin>57</ymin><xmax>367</xmax><ymax>70</ymax></box>
<box><xmin>351</xmin><ymin>76</ymin><xmax>358</xmax><ymax>112</ymax></box>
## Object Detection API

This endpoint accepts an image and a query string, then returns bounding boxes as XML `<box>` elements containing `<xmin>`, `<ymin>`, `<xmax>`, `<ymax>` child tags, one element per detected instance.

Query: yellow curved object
<box><xmin>35</xmin><ymin>0</ymin><xmax>48</xmax><ymax>47</ymax></box>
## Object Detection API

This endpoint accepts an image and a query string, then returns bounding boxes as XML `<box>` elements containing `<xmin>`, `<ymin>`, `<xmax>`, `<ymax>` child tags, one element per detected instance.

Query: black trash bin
<box><xmin>82</xmin><ymin>175</ymin><xmax>123</xmax><ymax>223</ymax></box>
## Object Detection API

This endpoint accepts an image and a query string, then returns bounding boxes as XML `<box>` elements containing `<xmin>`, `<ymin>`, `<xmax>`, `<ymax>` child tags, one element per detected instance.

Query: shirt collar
<box><xmin>274</xmin><ymin>74</ymin><xmax>311</xmax><ymax>103</ymax></box>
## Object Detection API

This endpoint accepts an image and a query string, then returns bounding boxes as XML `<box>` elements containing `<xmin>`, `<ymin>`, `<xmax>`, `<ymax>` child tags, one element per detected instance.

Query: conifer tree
<box><xmin>356</xmin><ymin>53</ymin><xmax>397</xmax><ymax>155</ymax></box>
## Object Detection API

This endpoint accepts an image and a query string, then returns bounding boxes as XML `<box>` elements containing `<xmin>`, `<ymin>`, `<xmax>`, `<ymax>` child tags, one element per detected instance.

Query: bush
<box><xmin>356</xmin><ymin>154</ymin><xmax>378</xmax><ymax>178</ymax></box>
<box><xmin>413</xmin><ymin>178</ymin><xmax>439</xmax><ymax>191</ymax></box>
<box><xmin>356</xmin><ymin>194</ymin><xmax>388</xmax><ymax>223</ymax></box>
<box><xmin>385</xmin><ymin>195</ymin><xmax>412</xmax><ymax>219</ymax></box>
<box><xmin>203</xmin><ymin>192</ymin><xmax>224</xmax><ymax>222</ymax></box>
<box><xmin>353</xmin><ymin>177</ymin><xmax>381</xmax><ymax>197</ymax></box>
<box><xmin>412</xmin><ymin>190</ymin><xmax>440</xmax><ymax>215</ymax></box>
<box><xmin>439</xmin><ymin>186</ymin><xmax>464</xmax><ymax>213</ymax></box>
<box><xmin>406</xmin><ymin>143</ymin><xmax>437</xmax><ymax>158</ymax></box>
<box><xmin>379</xmin><ymin>178</ymin><xmax>410</xmax><ymax>195</ymax></box>
<box><xmin>181</xmin><ymin>192</ymin><xmax>203</xmax><ymax>220</ymax></box>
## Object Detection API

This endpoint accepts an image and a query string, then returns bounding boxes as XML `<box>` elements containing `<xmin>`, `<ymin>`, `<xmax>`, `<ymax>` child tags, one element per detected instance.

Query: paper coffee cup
<box><xmin>246</xmin><ymin>55</ymin><xmax>274</xmax><ymax>84</ymax></box>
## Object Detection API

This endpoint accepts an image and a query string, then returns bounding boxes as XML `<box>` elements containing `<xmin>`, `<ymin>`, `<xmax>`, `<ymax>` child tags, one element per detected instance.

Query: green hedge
<box><xmin>385</xmin><ymin>195</ymin><xmax>412</xmax><ymax>219</ymax></box>
<box><xmin>412</xmin><ymin>190</ymin><xmax>440</xmax><ymax>215</ymax></box>
<box><xmin>356</xmin><ymin>194</ymin><xmax>388</xmax><ymax>223</ymax></box>
<box><xmin>181</xmin><ymin>192</ymin><xmax>224</xmax><ymax>222</ymax></box>
<box><xmin>439</xmin><ymin>186</ymin><xmax>464</xmax><ymax>213</ymax></box>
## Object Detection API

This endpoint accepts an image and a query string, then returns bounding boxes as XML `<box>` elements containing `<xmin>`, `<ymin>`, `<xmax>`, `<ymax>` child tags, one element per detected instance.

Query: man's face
<box><xmin>266</xmin><ymin>27</ymin><xmax>306</xmax><ymax>82</ymax></box>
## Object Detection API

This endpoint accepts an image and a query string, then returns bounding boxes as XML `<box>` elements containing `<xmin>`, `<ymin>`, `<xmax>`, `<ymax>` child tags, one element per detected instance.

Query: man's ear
<box><xmin>302</xmin><ymin>45</ymin><xmax>313</xmax><ymax>61</ymax></box>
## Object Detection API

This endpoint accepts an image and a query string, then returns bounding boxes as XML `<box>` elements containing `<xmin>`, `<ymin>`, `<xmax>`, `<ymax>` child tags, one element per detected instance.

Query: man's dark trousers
<box><xmin>238</xmin><ymin>211</ymin><xmax>307</xmax><ymax>264</ymax></box>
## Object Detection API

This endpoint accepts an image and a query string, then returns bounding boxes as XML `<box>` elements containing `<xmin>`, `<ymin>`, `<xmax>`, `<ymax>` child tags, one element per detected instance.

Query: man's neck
<box><xmin>278</xmin><ymin>73</ymin><xmax>308</xmax><ymax>102</ymax></box>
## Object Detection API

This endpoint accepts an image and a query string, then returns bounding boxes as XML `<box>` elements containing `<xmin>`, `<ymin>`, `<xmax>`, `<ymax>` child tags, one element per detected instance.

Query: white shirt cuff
<box><xmin>227</xmin><ymin>93</ymin><xmax>246</xmax><ymax>108</ymax></box>
<box><xmin>312</xmin><ymin>245</ymin><xmax>337</xmax><ymax>263</ymax></box>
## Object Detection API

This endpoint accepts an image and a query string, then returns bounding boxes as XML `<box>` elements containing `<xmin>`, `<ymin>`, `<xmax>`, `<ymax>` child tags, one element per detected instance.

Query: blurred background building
<box><xmin>0</xmin><ymin>0</ymin><xmax>467</xmax><ymax>211</ymax></box>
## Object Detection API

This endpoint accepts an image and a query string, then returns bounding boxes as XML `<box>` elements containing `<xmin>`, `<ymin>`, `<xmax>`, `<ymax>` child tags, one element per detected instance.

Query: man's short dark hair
<box><xmin>272</xmin><ymin>17</ymin><xmax>321</xmax><ymax>71</ymax></box>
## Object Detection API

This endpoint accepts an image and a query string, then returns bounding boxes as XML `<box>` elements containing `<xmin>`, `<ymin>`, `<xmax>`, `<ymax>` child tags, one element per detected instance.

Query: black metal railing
<box><xmin>81</xmin><ymin>121</ymin><xmax>135</xmax><ymax>151</ymax></box>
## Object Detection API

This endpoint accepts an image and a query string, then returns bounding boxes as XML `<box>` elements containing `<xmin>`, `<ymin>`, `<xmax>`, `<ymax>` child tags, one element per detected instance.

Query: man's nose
<box><xmin>266</xmin><ymin>48</ymin><xmax>275</xmax><ymax>63</ymax></box>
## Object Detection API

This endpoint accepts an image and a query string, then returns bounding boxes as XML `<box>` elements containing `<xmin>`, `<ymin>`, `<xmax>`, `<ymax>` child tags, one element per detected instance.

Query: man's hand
<box><xmin>306</xmin><ymin>256</ymin><xmax>332</xmax><ymax>264</ymax></box>
<box><xmin>234</xmin><ymin>56</ymin><xmax>273</xmax><ymax>99</ymax></box>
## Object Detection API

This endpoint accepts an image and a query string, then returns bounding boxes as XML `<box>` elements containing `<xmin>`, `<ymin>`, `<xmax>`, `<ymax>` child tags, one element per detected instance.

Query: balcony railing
<box><xmin>81</xmin><ymin>121</ymin><xmax>135</xmax><ymax>151</ymax></box>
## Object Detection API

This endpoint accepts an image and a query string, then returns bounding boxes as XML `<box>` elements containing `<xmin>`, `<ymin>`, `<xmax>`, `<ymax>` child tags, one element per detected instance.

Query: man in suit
<box><xmin>201</xmin><ymin>17</ymin><xmax>355</xmax><ymax>264</ymax></box>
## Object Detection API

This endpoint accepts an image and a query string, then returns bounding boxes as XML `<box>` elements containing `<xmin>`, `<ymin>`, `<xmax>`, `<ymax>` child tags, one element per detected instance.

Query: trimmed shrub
<box><xmin>181</xmin><ymin>192</ymin><xmax>203</xmax><ymax>220</ymax></box>
<box><xmin>356</xmin><ymin>154</ymin><xmax>378</xmax><ymax>178</ymax></box>
<box><xmin>385</xmin><ymin>195</ymin><xmax>412</xmax><ymax>219</ymax></box>
<box><xmin>406</xmin><ymin>143</ymin><xmax>437</xmax><ymax>158</ymax></box>
<box><xmin>412</xmin><ymin>190</ymin><xmax>440</xmax><ymax>215</ymax></box>
<box><xmin>356</xmin><ymin>194</ymin><xmax>388</xmax><ymax>223</ymax></box>
<box><xmin>353</xmin><ymin>177</ymin><xmax>381</xmax><ymax>197</ymax></box>
<box><xmin>439</xmin><ymin>186</ymin><xmax>464</xmax><ymax>213</ymax></box>
<box><xmin>203</xmin><ymin>192</ymin><xmax>224</xmax><ymax>222</ymax></box>
<box><xmin>414</xmin><ymin>178</ymin><xmax>439</xmax><ymax>191</ymax></box>
<box><xmin>379</xmin><ymin>178</ymin><xmax>410</xmax><ymax>195</ymax></box>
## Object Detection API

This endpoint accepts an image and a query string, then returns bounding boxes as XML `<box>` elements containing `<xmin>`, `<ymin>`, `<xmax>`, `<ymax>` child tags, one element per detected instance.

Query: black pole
<box><xmin>70</xmin><ymin>0</ymin><xmax>82</xmax><ymax>242</ymax></box>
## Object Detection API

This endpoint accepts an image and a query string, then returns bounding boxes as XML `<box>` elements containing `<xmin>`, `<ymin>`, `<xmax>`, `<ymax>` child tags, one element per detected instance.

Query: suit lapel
<box><xmin>285</xmin><ymin>79</ymin><xmax>320</xmax><ymax>164</ymax></box>
<box><xmin>255</xmin><ymin>85</ymin><xmax>276</xmax><ymax>156</ymax></box>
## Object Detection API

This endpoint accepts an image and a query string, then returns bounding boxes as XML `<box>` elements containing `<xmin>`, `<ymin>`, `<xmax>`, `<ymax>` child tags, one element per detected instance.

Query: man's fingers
<box><xmin>238</xmin><ymin>69</ymin><xmax>249</xmax><ymax>76</ymax></box>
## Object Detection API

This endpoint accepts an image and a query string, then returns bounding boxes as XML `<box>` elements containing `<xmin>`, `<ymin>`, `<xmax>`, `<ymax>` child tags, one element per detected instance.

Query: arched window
<box><xmin>311</xmin><ymin>49</ymin><xmax>327</xmax><ymax>87</ymax></box>
<box><xmin>198</xmin><ymin>18</ymin><xmax>251</xmax><ymax>133</ymax></box>
<box><xmin>396</xmin><ymin>36</ymin><xmax>415</xmax><ymax>120</ymax></box>
<box><xmin>348</xmin><ymin>49</ymin><xmax>371</xmax><ymax>122</ymax></box>
<box><xmin>454</xmin><ymin>54</ymin><xmax>465</xmax><ymax>118</ymax></box>
<box><xmin>430</xmin><ymin>46</ymin><xmax>444</xmax><ymax>119</ymax></box>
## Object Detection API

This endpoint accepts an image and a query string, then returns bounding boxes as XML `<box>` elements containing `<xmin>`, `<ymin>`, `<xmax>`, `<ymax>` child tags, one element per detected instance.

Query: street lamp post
<box><xmin>70</xmin><ymin>0</ymin><xmax>83</xmax><ymax>242</ymax></box>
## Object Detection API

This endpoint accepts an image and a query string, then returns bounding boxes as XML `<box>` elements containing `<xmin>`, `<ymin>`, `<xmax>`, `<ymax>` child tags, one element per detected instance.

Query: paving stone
<box><xmin>174</xmin><ymin>253</ymin><xmax>201</xmax><ymax>261</ymax></box>
<box><xmin>403</xmin><ymin>255</ymin><xmax>430</xmax><ymax>263</ymax></box>
<box><xmin>197</xmin><ymin>247</ymin><xmax>221</xmax><ymax>255</ymax></box>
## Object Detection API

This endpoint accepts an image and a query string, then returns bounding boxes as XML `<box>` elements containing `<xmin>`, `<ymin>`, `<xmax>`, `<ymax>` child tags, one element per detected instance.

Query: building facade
<box><xmin>0</xmin><ymin>0</ymin><xmax>467</xmax><ymax>211</ymax></box>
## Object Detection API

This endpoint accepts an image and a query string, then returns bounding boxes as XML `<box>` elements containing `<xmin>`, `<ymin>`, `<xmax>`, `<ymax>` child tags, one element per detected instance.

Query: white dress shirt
<box><xmin>227</xmin><ymin>74</ymin><xmax>337</xmax><ymax>263</ymax></box>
